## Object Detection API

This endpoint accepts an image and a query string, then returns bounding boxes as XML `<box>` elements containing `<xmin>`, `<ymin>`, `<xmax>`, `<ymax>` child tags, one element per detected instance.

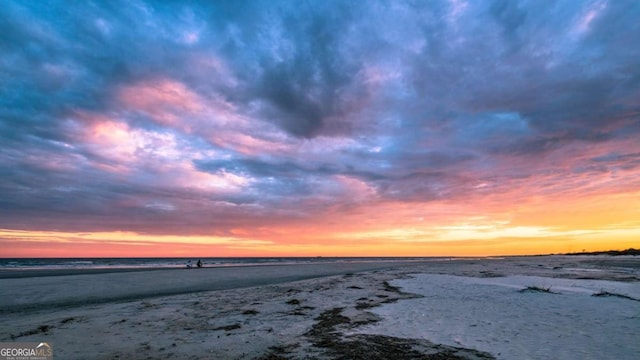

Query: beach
<box><xmin>1</xmin><ymin>256</ymin><xmax>638</xmax><ymax>359</ymax></box>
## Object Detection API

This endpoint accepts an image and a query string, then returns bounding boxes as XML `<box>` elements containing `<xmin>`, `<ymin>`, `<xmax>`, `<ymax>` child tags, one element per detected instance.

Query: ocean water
<box><xmin>0</xmin><ymin>257</ymin><xmax>439</xmax><ymax>271</ymax></box>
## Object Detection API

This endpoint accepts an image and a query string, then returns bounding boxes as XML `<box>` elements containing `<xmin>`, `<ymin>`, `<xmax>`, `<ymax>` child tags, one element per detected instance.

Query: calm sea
<box><xmin>0</xmin><ymin>257</ymin><xmax>442</xmax><ymax>271</ymax></box>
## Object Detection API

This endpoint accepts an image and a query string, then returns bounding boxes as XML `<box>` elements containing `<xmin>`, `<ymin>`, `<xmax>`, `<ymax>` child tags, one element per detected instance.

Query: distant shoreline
<box><xmin>0</xmin><ymin>257</ymin><xmax>452</xmax><ymax>279</ymax></box>
<box><xmin>0</xmin><ymin>260</ymin><xmax>422</xmax><ymax>279</ymax></box>
<box><xmin>2</xmin><ymin>252</ymin><xmax>637</xmax><ymax>279</ymax></box>
<box><xmin>563</xmin><ymin>248</ymin><xmax>639</xmax><ymax>256</ymax></box>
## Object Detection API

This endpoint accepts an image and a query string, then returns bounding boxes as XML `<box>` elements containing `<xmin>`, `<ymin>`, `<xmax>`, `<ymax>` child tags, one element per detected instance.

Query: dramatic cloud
<box><xmin>1</xmin><ymin>0</ymin><xmax>639</xmax><ymax>256</ymax></box>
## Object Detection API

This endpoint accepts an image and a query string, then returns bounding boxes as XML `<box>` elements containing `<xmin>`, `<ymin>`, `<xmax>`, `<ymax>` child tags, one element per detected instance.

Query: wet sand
<box><xmin>0</xmin><ymin>260</ymin><xmax>427</xmax><ymax>313</ymax></box>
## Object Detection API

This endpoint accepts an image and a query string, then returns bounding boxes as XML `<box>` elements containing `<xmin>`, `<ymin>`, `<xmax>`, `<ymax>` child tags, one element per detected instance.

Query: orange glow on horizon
<box><xmin>2</xmin><ymin>186</ymin><xmax>638</xmax><ymax>258</ymax></box>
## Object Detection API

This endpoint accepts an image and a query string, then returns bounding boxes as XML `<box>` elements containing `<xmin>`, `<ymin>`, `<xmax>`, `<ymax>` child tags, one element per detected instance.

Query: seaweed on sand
<box><xmin>592</xmin><ymin>290</ymin><xmax>640</xmax><ymax>302</ymax></box>
<box><xmin>305</xmin><ymin>308</ymin><xmax>495</xmax><ymax>360</ymax></box>
<box><xmin>518</xmin><ymin>286</ymin><xmax>555</xmax><ymax>294</ymax></box>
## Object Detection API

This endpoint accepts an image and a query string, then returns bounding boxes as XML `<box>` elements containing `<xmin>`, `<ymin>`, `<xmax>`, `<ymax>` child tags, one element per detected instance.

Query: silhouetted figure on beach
<box><xmin>197</xmin><ymin>259</ymin><xmax>202</xmax><ymax>268</ymax></box>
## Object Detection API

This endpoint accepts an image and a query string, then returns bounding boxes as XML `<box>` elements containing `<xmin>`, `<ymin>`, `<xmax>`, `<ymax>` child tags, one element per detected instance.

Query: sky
<box><xmin>1</xmin><ymin>0</ymin><xmax>639</xmax><ymax>257</ymax></box>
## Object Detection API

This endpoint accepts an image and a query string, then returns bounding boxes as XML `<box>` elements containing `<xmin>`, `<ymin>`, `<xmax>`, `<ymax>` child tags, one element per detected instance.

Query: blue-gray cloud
<box><xmin>1</xmin><ymin>0</ymin><xmax>640</xmax><ymax>234</ymax></box>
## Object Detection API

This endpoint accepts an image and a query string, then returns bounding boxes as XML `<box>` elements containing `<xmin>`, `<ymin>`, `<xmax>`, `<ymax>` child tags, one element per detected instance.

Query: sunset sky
<box><xmin>1</xmin><ymin>0</ymin><xmax>639</xmax><ymax>257</ymax></box>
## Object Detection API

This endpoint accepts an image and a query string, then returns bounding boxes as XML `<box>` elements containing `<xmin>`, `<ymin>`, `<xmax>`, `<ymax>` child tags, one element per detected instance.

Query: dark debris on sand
<box><xmin>257</xmin><ymin>277</ymin><xmax>494</xmax><ymax>360</ymax></box>
<box><xmin>592</xmin><ymin>291</ymin><xmax>640</xmax><ymax>302</ymax></box>
<box><xmin>518</xmin><ymin>286</ymin><xmax>556</xmax><ymax>294</ymax></box>
<box><xmin>10</xmin><ymin>324</ymin><xmax>52</xmax><ymax>340</ymax></box>
<box><xmin>304</xmin><ymin>308</ymin><xmax>494</xmax><ymax>360</ymax></box>
<box><xmin>323</xmin><ymin>334</ymin><xmax>490</xmax><ymax>360</ymax></box>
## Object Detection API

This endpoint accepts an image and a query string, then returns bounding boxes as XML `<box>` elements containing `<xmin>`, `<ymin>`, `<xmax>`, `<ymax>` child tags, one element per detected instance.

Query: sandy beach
<box><xmin>1</xmin><ymin>256</ymin><xmax>638</xmax><ymax>359</ymax></box>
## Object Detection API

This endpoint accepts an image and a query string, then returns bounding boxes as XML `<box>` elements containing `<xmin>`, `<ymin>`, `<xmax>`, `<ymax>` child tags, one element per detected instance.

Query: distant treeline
<box><xmin>565</xmin><ymin>248</ymin><xmax>639</xmax><ymax>256</ymax></box>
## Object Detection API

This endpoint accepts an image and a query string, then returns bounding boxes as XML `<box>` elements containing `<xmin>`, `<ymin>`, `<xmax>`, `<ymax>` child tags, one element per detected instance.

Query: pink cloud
<box><xmin>118</xmin><ymin>79</ymin><xmax>205</xmax><ymax>127</ymax></box>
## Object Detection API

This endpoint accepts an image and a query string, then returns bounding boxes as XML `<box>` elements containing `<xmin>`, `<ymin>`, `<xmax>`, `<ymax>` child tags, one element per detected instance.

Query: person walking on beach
<box><xmin>197</xmin><ymin>259</ymin><xmax>202</xmax><ymax>268</ymax></box>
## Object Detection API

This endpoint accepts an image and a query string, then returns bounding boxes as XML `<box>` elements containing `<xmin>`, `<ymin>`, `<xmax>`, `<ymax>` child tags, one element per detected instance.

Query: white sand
<box><xmin>355</xmin><ymin>274</ymin><xmax>640</xmax><ymax>360</ymax></box>
<box><xmin>1</xmin><ymin>256</ymin><xmax>638</xmax><ymax>359</ymax></box>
